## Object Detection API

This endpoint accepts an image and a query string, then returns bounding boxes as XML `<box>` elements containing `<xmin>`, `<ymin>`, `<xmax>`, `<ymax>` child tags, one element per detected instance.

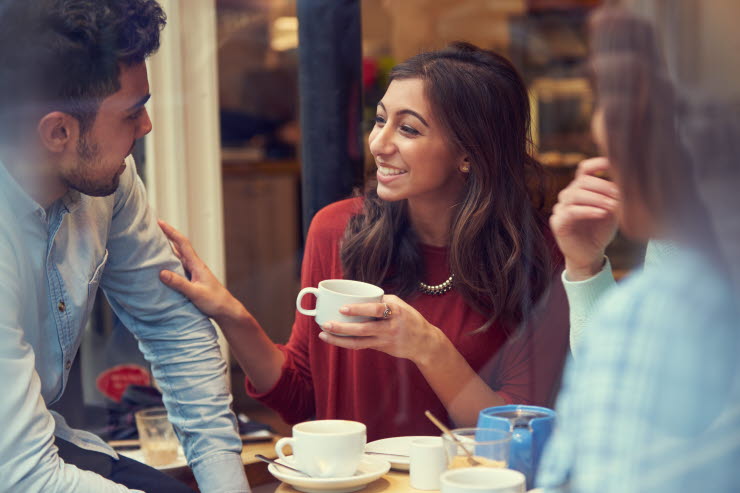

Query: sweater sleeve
<box><xmin>563</xmin><ymin>257</ymin><xmax>616</xmax><ymax>358</ymax></box>
<box><xmin>244</xmin><ymin>199</ymin><xmax>358</xmax><ymax>424</ymax></box>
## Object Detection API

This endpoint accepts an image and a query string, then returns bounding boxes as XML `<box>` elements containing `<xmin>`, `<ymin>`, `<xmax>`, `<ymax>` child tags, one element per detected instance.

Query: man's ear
<box><xmin>37</xmin><ymin>112</ymin><xmax>78</xmax><ymax>153</ymax></box>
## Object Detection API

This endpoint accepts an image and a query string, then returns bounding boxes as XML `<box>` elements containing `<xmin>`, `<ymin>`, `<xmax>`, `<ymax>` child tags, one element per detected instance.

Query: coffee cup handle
<box><xmin>275</xmin><ymin>437</ymin><xmax>295</xmax><ymax>463</ymax></box>
<box><xmin>296</xmin><ymin>287</ymin><xmax>320</xmax><ymax>316</ymax></box>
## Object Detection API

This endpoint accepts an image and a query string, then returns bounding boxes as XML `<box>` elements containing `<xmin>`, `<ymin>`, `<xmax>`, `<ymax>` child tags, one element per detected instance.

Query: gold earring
<box><xmin>460</xmin><ymin>165</ymin><xmax>470</xmax><ymax>173</ymax></box>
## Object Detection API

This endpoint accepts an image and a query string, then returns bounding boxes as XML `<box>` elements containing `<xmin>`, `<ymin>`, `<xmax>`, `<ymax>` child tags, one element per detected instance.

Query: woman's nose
<box><xmin>368</xmin><ymin>125</ymin><xmax>394</xmax><ymax>158</ymax></box>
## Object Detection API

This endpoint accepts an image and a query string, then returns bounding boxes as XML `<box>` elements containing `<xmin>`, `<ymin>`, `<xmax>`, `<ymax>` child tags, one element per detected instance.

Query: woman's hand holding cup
<box><xmin>296</xmin><ymin>279</ymin><xmax>385</xmax><ymax>330</ymax></box>
<box><xmin>317</xmin><ymin>294</ymin><xmax>446</xmax><ymax>365</ymax></box>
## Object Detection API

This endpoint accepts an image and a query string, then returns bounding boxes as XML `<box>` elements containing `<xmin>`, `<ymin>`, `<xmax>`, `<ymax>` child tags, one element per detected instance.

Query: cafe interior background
<box><xmin>51</xmin><ymin>0</ymin><xmax>740</xmax><ymax>438</ymax></box>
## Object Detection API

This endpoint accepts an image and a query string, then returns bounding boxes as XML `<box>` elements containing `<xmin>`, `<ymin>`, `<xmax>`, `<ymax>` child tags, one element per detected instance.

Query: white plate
<box><xmin>365</xmin><ymin>436</ymin><xmax>435</xmax><ymax>471</ymax></box>
<box><xmin>268</xmin><ymin>456</ymin><xmax>390</xmax><ymax>493</ymax></box>
<box><xmin>118</xmin><ymin>446</ymin><xmax>187</xmax><ymax>471</ymax></box>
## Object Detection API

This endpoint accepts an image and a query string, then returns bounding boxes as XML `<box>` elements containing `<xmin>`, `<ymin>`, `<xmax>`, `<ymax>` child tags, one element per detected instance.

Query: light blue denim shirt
<box><xmin>0</xmin><ymin>157</ymin><xmax>249</xmax><ymax>493</ymax></box>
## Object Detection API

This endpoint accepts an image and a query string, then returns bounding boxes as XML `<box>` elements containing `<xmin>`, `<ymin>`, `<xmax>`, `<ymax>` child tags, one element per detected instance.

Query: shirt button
<box><xmin>58</xmin><ymin>301</ymin><xmax>66</xmax><ymax>312</ymax></box>
<box><xmin>65</xmin><ymin>360</ymin><xmax>72</xmax><ymax>370</ymax></box>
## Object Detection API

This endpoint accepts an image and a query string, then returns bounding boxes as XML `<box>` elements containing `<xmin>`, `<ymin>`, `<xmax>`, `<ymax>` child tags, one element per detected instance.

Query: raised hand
<box><xmin>550</xmin><ymin>157</ymin><xmax>620</xmax><ymax>280</ymax></box>
<box><xmin>158</xmin><ymin>220</ymin><xmax>245</xmax><ymax>324</ymax></box>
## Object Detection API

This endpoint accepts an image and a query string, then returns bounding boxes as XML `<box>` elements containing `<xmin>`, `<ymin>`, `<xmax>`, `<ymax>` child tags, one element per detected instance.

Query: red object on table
<box><xmin>96</xmin><ymin>364</ymin><xmax>151</xmax><ymax>402</ymax></box>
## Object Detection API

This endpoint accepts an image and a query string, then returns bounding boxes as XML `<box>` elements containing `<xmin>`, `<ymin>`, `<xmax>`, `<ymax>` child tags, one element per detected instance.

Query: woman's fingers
<box><xmin>318</xmin><ymin>331</ymin><xmax>377</xmax><ymax>349</ymax></box>
<box><xmin>322</xmin><ymin>320</ymin><xmax>378</xmax><ymax>337</ymax></box>
<box><xmin>159</xmin><ymin>269</ymin><xmax>196</xmax><ymax>298</ymax></box>
<box><xmin>575</xmin><ymin>156</ymin><xmax>611</xmax><ymax>178</ymax></box>
<box><xmin>339</xmin><ymin>301</ymin><xmax>393</xmax><ymax>318</ymax></box>
<box><xmin>551</xmin><ymin>204</ymin><xmax>611</xmax><ymax>227</ymax></box>
<box><xmin>559</xmin><ymin>187</ymin><xmax>619</xmax><ymax>211</ymax></box>
<box><xmin>158</xmin><ymin>219</ymin><xmax>200</xmax><ymax>263</ymax></box>
<box><xmin>559</xmin><ymin>175</ymin><xmax>619</xmax><ymax>203</ymax></box>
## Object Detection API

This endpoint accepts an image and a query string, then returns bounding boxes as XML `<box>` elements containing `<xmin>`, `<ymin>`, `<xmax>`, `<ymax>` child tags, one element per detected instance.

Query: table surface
<box><xmin>111</xmin><ymin>437</ymin><xmax>424</xmax><ymax>493</ymax></box>
<box><xmin>109</xmin><ymin>435</ymin><xmax>282</xmax><ymax>490</ymax></box>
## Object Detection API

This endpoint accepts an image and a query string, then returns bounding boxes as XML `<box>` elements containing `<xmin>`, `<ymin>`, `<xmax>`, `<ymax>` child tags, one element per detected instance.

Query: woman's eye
<box><xmin>374</xmin><ymin>115</ymin><xmax>386</xmax><ymax>125</ymax></box>
<box><xmin>400</xmin><ymin>125</ymin><xmax>420</xmax><ymax>136</ymax></box>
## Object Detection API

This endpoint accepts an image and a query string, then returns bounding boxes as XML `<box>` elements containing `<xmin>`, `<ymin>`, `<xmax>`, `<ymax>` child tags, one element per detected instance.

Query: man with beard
<box><xmin>0</xmin><ymin>1</ymin><xmax>249</xmax><ymax>492</ymax></box>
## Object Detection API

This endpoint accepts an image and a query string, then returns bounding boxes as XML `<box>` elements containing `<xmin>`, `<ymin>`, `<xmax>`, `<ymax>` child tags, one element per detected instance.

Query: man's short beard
<box><xmin>64</xmin><ymin>132</ymin><xmax>121</xmax><ymax>197</ymax></box>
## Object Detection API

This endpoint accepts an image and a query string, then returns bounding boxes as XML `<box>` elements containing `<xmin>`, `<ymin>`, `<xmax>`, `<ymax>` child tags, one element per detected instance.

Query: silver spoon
<box><xmin>255</xmin><ymin>454</ymin><xmax>312</xmax><ymax>477</ymax></box>
<box><xmin>365</xmin><ymin>451</ymin><xmax>409</xmax><ymax>458</ymax></box>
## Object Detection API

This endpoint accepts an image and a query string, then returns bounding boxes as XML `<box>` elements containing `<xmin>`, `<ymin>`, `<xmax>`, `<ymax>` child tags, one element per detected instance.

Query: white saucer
<box><xmin>119</xmin><ymin>446</ymin><xmax>187</xmax><ymax>471</ymax></box>
<box><xmin>365</xmin><ymin>436</ymin><xmax>434</xmax><ymax>471</ymax></box>
<box><xmin>268</xmin><ymin>456</ymin><xmax>390</xmax><ymax>493</ymax></box>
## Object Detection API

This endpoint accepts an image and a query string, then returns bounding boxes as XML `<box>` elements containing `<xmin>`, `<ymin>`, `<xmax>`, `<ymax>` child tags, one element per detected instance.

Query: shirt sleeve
<box><xmin>99</xmin><ymin>160</ymin><xmax>248</xmax><ymax>493</ymax></box>
<box><xmin>0</xmin><ymin>236</ymin><xmax>138</xmax><ymax>493</ymax></box>
<box><xmin>244</xmin><ymin>205</ymin><xmax>337</xmax><ymax>423</ymax></box>
<box><xmin>562</xmin><ymin>257</ymin><xmax>616</xmax><ymax>358</ymax></box>
<box><xmin>244</xmin><ymin>200</ymin><xmax>356</xmax><ymax>424</ymax></box>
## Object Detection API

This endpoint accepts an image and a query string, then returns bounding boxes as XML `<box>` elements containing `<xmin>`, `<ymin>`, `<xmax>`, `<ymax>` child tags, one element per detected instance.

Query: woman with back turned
<box><xmin>538</xmin><ymin>6</ymin><xmax>740</xmax><ymax>492</ymax></box>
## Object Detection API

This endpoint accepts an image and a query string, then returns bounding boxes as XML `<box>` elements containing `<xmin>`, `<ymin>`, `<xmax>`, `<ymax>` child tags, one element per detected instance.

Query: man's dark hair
<box><xmin>0</xmin><ymin>0</ymin><xmax>166</xmax><ymax>135</ymax></box>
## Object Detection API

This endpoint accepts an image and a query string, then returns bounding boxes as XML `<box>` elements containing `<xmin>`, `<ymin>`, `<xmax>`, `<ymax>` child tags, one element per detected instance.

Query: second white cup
<box><xmin>275</xmin><ymin>419</ymin><xmax>367</xmax><ymax>478</ymax></box>
<box><xmin>410</xmin><ymin>437</ymin><xmax>447</xmax><ymax>490</ymax></box>
<box><xmin>296</xmin><ymin>279</ymin><xmax>384</xmax><ymax>329</ymax></box>
<box><xmin>440</xmin><ymin>467</ymin><xmax>526</xmax><ymax>493</ymax></box>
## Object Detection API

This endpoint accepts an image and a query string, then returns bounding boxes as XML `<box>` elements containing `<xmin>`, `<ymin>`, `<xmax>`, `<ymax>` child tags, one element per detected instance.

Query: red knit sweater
<box><xmin>246</xmin><ymin>198</ymin><xmax>568</xmax><ymax>441</ymax></box>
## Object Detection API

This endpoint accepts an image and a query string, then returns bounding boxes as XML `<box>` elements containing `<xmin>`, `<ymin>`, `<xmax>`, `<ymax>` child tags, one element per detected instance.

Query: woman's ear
<box><xmin>37</xmin><ymin>112</ymin><xmax>78</xmax><ymax>154</ymax></box>
<box><xmin>459</xmin><ymin>156</ymin><xmax>471</xmax><ymax>173</ymax></box>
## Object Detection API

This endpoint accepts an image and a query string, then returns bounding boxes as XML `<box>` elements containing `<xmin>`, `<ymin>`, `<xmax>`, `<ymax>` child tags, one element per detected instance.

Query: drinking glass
<box><xmin>442</xmin><ymin>428</ymin><xmax>511</xmax><ymax>469</ymax></box>
<box><xmin>135</xmin><ymin>407</ymin><xmax>179</xmax><ymax>467</ymax></box>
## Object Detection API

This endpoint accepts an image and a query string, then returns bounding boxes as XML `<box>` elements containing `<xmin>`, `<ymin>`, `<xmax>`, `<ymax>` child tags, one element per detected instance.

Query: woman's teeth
<box><xmin>378</xmin><ymin>165</ymin><xmax>407</xmax><ymax>176</ymax></box>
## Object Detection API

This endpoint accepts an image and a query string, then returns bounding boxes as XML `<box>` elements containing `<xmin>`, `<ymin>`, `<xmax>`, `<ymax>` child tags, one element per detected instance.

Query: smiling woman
<box><xmin>344</xmin><ymin>43</ymin><xmax>556</xmax><ymax>328</ymax></box>
<box><xmin>369</xmin><ymin>79</ymin><xmax>467</xmax><ymax>215</ymax></box>
<box><xmin>157</xmin><ymin>42</ymin><xmax>570</xmax><ymax>442</ymax></box>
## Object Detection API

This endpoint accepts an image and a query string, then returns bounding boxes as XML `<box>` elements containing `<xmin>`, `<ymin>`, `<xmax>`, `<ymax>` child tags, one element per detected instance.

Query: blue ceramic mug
<box><xmin>477</xmin><ymin>405</ymin><xmax>555</xmax><ymax>489</ymax></box>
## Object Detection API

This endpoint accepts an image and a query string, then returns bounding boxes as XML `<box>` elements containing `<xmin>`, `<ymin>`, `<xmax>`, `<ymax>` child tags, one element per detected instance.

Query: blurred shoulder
<box><xmin>587</xmin><ymin>245</ymin><xmax>736</xmax><ymax>348</ymax></box>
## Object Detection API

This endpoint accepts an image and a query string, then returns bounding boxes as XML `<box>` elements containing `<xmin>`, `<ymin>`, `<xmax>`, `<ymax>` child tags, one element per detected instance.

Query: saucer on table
<box><xmin>365</xmin><ymin>436</ymin><xmax>435</xmax><ymax>471</ymax></box>
<box><xmin>267</xmin><ymin>455</ymin><xmax>390</xmax><ymax>493</ymax></box>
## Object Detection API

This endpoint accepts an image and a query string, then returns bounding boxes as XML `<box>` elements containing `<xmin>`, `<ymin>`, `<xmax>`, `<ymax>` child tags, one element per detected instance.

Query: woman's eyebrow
<box><xmin>376</xmin><ymin>101</ymin><xmax>430</xmax><ymax>128</ymax></box>
<box><xmin>398</xmin><ymin>109</ymin><xmax>429</xmax><ymax>128</ymax></box>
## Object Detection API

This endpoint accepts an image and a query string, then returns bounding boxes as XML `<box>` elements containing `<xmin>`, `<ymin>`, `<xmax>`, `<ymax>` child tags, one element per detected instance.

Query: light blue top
<box><xmin>564</xmin><ymin>240</ymin><xmax>678</xmax><ymax>357</ymax></box>
<box><xmin>0</xmin><ymin>157</ymin><xmax>249</xmax><ymax>493</ymax></box>
<box><xmin>537</xmin><ymin>245</ymin><xmax>740</xmax><ymax>492</ymax></box>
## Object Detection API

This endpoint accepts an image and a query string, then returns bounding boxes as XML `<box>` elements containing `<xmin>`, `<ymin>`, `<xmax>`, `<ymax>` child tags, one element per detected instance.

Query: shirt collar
<box><xmin>0</xmin><ymin>157</ymin><xmax>84</xmax><ymax>219</ymax></box>
<box><xmin>62</xmin><ymin>188</ymin><xmax>82</xmax><ymax>213</ymax></box>
<box><xmin>0</xmin><ymin>156</ymin><xmax>46</xmax><ymax>219</ymax></box>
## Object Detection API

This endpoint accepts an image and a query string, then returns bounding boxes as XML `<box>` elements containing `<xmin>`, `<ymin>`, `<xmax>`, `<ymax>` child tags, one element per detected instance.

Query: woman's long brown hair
<box><xmin>340</xmin><ymin>42</ymin><xmax>555</xmax><ymax>329</ymax></box>
<box><xmin>589</xmin><ymin>8</ymin><xmax>723</xmax><ymax>261</ymax></box>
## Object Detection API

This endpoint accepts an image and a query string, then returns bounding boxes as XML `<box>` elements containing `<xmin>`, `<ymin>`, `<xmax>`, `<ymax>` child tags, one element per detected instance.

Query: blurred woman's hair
<box><xmin>588</xmin><ymin>7</ymin><xmax>720</xmax><ymax>253</ymax></box>
<box><xmin>341</xmin><ymin>42</ymin><xmax>556</xmax><ymax>329</ymax></box>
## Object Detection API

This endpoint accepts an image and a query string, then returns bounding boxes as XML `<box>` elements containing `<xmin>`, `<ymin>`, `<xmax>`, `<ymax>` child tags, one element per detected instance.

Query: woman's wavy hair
<box><xmin>341</xmin><ymin>42</ymin><xmax>555</xmax><ymax>329</ymax></box>
<box><xmin>0</xmin><ymin>0</ymin><xmax>166</xmax><ymax>136</ymax></box>
<box><xmin>588</xmin><ymin>7</ymin><xmax>720</xmax><ymax>249</ymax></box>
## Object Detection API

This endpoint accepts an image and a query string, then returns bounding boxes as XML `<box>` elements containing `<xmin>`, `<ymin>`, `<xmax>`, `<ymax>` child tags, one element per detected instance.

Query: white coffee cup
<box><xmin>296</xmin><ymin>279</ymin><xmax>384</xmax><ymax>329</ymax></box>
<box><xmin>410</xmin><ymin>437</ymin><xmax>447</xmax><ymax>490</ymax></box>
<box><xmin>440</xmin><ymin>467</ymin><xmax>526</xmax><ymax>493</ymax></box>
<box><xmin>275</xmin><ymin>420</ymin><xmax>367</xmax><ymax>478</ymax></box>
